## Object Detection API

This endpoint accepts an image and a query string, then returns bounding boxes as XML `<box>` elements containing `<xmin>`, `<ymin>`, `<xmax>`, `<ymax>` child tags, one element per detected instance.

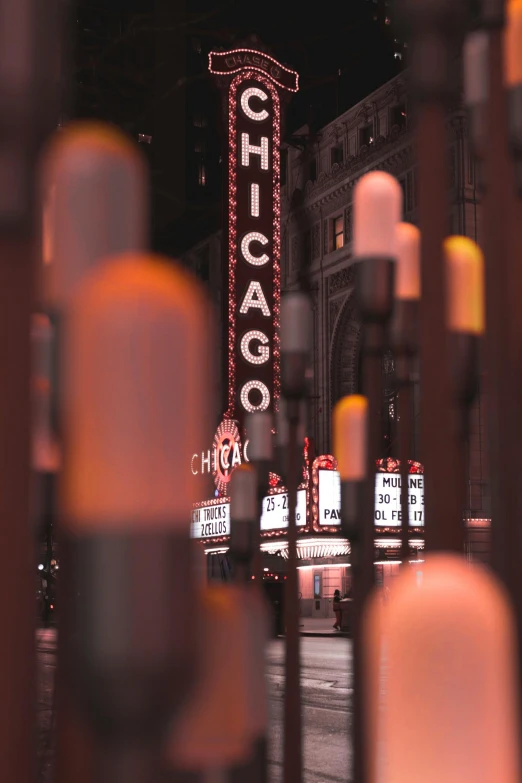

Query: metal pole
<box><xmin>0</xmin><ymin>237</ymin><xmax>36</xmax><ymax>783</ymax></box>
<box><xmin>397</xmin><ymin>0</ymin><xmax>468</xmax><ymax>553</ymax></box>
<box><xmin>283</xmin><ymin>409</ymin><xmax>302</xmax><ymax>783</ymax></box>
<box><xmin>280</xmin><ymin>292</ymin><xmax>311</xmax><ymax>783</ymax></box>
<box><xmin>417</xmin><ymin>104</ymin><xmax>461</xmax><ymax>551</ymax></box>
<box><xmin>398</xmin><ymin>381</ymin><xmax>413</xmax><ymax>564</ymax></box>
<box><xmin>353</xmin><ymin>171</ymin><xmax>400</xmax><ymax>783</ymax></box>
<box><xmin>0</xmin><ymin>0</ymin><xmax>60</xmax><ymax>777</ymax></box>
<box><xmin>504</xmin><ymin>0</ymin><xmax>522</xmax><ymax>720</ymax></box>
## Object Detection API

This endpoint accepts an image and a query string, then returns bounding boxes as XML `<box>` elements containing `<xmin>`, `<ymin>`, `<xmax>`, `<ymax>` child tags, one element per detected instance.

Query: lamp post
<box><xmin>59</xmin><ymin>254</ymin><xmax>211</xmax><ymax>783</ymax></box>
<box><xmin>390</xmin><ymin>223</ymin><xmax>421</xmax><ymax>567</ymax></box>
<box><xmin>280</xmin><ymin>292</ymin><xmax>312</xmax><ymax>783</ymax></box>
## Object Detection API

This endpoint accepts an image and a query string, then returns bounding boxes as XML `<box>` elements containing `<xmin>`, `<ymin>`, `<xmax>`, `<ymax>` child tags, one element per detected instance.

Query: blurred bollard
<box><xmin>390</xmin><ymin>223</ymin><xmax>421</xmax><ymax>566</ymax></box>
<box><xmin>31</xmin><ymin>313</ymin><xmax>60</xmax><ymax>537</ymax></box>
<box><xmin>59</xmin><ymin>253</ymin><xmax>211</xmax><ymax>783</ymax></box>
<box><xmin>280</xmin><ymin>291</ymin><xmax>312</xmax><ymax>783</ymax></box>
<box><xmin>167</xmin><ymin>585</ymin><xmax>257</xmax><ymax>780</ymax></box>
<box><xmin>444</xmin><ymin>237</ymin><xmax>485</xmax><ymax>548</ymax></box>
<box><xmin>39</xmin><ymin>121</ymin><xmax>148</xmax><ymax>313</ymax></box>
<box><xmin>353</xmin><ymin>170</ymin><xmax>401</xmax><ymax>783</ymax></box>
<box><xmin>230</xmin><ymin>464</ymin><xmax>258</xmax><ymax>583</ymax></box>
<box><xmin>365</xmin><ymin>555</ymin><xmax>520</xmax><ymax>783</ymax></box>
<box><xmin>38</xmin><ymin>121</ymin><xmax>150</xmax><ymax>783</ymax></box>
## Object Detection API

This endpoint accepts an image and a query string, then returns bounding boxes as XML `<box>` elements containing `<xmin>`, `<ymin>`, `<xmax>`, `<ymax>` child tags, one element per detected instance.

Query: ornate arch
<box><xmin>329</xmin><ymin>291</ymin><xmax>362</xmax><ymax>408</ymax></box>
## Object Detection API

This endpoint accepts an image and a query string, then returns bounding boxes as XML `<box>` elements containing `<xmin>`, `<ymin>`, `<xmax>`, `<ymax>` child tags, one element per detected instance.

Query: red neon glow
<box><xmin>225</xmin><ymin>71</ymin><xmax>282</xmax><ymax>420</ymax></box>
<box><xmin>311</xmin><ymin>454</ymin><xmax>339</xmax><ymax>531</ymax></box>
<box><xmin>208</xmin><ymin>49</ymin><xmax>299</xmax><ymax>93</ymax></box>
<box><xmin>375</xmin><ymin>458</ymin><xmax>424</xmax><ymax>474</ymax></box>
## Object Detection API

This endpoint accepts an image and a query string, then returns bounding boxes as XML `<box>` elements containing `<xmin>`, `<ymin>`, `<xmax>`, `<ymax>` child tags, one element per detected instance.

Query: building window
<box><xmin>359</xmin><ymin>124</ymin><xmax>373</xmax><ymax>148</ymax></box>
<box><xmin>193</xmin><ymin>114</ymin><xmax>207</xmax><ymax>128</ymax></box>
<box><xmin>198</xmin><ymin>163</ymin><xmax>206</xmax><ymax>186</ymax></box>
<box><xmin>192</xmin><ymin>37</ymin><xmax>202</xmax><ymax>53</ymax></box>
<box><xmin>331</xmin><ymin>144</ymin><xmax>344</xmax><ymax>166</ymax></box>
<box><xmin>390</xmin><ymin>104</ymin><xmax>407</xmax><ymax>130</ymax></box>
<box><xmin>138</xmin><ymin>133</ymin><xmax>152</xmax><ymax>144</ymax></box>
<box><xmin>308</xmin><ymin>156</ymin><xmax>317</xmax><ymax>183</ymax></box>
<box><xmin>194</xmin><ymin>140</ymin><xmax>206</xmax><ymax>154</ymax></box>
<box><xmin>333</xmin><ymin>215</ymin><xmax>344</xmax><ymax>250</ymax></box>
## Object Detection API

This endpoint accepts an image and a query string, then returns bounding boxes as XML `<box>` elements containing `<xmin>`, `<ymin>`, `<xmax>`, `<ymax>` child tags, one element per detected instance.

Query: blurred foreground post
<box><xmin>353</xmin><ymin>171</ymin><xmax>400</xmax><ymax>783</ymax></box>
<box><xmin>281</xmin><ymin>293</ymin><xmax>312</xmax><ymax>783</ymax></box>
<box><xmin>59</xmin><ymin>254</ymin><xmax>211</xmax><ymax>783</ymax></box>
<box><xmin>390</xmin><ymin>223</ymin><xmax>420</xmax><ymax>565</ymax></box>
<box><xmin>38</xmin><ymin>121</ymin><xmax>148</xmax><ymax>783</ymax></box>
<box><xmin>444</xmin><ymin>236</ymin><xmax>484</xmax><ymax>547</ymax></box>
<box><xmin>229</xmin><ymin>463</ymin><xmax>269</xmax><ymax>783</ymax></box>
<box><xmin>397</xmin><ymin>0</ymin><xmax>468</xmax><ymax>552</ymax></box>
<box><xmin>0</xmin><ymin>0</ymin><xmax>60</xmax><ymax>780</ymax></box>
<box><xmin>333</xmin><ymin>394</ymin><xmax>368</xmax><ymax>781</ymax></box>
<box><xmin>365</xmin><ymin>555</ymin><xmax>520</xmax><ymax>783</ymax></box>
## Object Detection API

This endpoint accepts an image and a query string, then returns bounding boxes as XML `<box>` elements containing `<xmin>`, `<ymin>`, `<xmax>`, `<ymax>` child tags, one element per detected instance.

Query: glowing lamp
<box><xmin>464</xmin><ymin>31</ymin><xmax>489</xmax><ymax>106</ymax></box>
<box><xmin>354</xmin><ymin>172</ymin><xmax>402</xmax><ymax>259</ymax></box>
<box><xmin>367</xmin><ymin>554</ymin><xmax>520</xmax><ymax>783</ymax></box>
<box><xmin>505</xmin><ymin>0</ymin><xmax>522</xmax><ymax>88</ymax></box>
<box><xmin>333</xmin><ymin>395</ymin><xmax>368</xmax><ymax>482</ymax></box>
<box><xmin>395</xmin><ymin>223</ymin><xmax>421</xmax><ymax>301</ymax></box>
<box><xmin>62</xmin><ymin>253</ymin><xmax>210</xmax><ymax>527</ymax></box>
<box><xmin>444</xmin><ymin>236</ymin><xmax>485</xmax><ymax>335</ymax></box>
<box><xmin>39</xmin><ymin>121</ymin><xmax>147</xmax><ymax>310</ymax></box>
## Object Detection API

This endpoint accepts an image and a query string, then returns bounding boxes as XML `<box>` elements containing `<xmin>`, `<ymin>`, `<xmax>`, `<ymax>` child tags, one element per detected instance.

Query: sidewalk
<box><xmin>297</xmin><ymin>617</ymin><xmax>349</xmax><ymax>638</ymax></box>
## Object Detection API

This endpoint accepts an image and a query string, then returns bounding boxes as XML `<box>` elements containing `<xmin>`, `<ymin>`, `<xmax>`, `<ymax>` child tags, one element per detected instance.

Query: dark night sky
<box><xmin>74</xmin><ymin>0</ymin><xmax>403</xmax><ymax>135</ymax></box>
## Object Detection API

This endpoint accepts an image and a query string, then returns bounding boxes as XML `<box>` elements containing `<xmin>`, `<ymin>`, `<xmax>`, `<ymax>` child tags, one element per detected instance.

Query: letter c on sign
<box><xmin>190</xmin><ymin>454</ymin><xmax>199</xmax><ymax>475</ymax></box>
<box><xmin>240</xmin><ymin>87</ymin><xmax>269</xmax><ymax>121</ymax></box>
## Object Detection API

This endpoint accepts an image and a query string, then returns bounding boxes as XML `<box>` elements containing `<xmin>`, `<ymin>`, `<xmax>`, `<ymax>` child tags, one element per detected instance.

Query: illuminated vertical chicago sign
<box><xmin>209</xmin><ymin>47</ymin><xmax>299</xmax><ymax>428</ymax></box>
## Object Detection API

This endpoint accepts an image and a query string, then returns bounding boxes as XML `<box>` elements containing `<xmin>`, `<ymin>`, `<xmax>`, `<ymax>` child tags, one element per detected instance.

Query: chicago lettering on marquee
<box><xmin>209</xmin><ymin>48</ymin><xmax>299</xmax><ymax>428</ymax></box>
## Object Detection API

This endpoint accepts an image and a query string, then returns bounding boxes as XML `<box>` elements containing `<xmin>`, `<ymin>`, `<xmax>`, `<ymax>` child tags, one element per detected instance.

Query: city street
<box><xmin>36</xmin><ymin>631</ymin><xmax>352</xmax><ymax>782</ymax></box>
<box><xmin>267</xmin><ymin>638</ymin><xmax>352</xmax><ymax>783</ymax></box>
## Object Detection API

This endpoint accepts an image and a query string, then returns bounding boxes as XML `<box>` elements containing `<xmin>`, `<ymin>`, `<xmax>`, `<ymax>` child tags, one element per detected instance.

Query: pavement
<box><xmin>36</xmin><ymin>629</ymin><xmax>353</xmax><ymax>782</ymax></box>
<box><xmin>266</xmin><ymin>636</ymin><xmax>352</xmax><ymax>782</ymax></box>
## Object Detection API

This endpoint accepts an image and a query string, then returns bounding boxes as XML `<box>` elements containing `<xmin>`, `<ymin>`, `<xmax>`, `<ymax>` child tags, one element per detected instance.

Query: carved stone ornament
<box><xmin>330</xmin><ymin>293</ymin><xmax>362</xmax><ymax>403</ymax></box>
<box><xmin>328</xmin><ymin>265</ymin><xmax>356</xmax><ymax>296</ymax></box>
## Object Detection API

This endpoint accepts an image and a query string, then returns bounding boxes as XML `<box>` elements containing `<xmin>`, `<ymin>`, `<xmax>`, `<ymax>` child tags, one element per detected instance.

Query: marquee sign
<box><xmin>209</xmin><ymin>47</ymin><xmax>299</xmax><ymax>429</ymax></box>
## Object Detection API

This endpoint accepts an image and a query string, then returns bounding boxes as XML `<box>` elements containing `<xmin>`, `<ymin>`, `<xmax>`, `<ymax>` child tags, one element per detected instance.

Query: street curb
<box><xmin>277</xmin><ymin>632</ymin><xmax>350</xmax><ymax>639</ymax></box>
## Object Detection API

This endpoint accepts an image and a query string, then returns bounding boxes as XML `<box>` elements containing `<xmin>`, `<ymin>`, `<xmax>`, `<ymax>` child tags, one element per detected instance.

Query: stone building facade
<box><xmin>182</xmin><ymin>71</ymin><xmax>490</xmax><ymax>548</ymax></box>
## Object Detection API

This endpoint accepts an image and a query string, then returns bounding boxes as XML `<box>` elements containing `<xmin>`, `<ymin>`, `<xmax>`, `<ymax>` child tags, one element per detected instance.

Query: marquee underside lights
<box><xmin>210</xmin><ymin>51</ymin><xmax>296</xmax><ymax>429</ymax></box>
